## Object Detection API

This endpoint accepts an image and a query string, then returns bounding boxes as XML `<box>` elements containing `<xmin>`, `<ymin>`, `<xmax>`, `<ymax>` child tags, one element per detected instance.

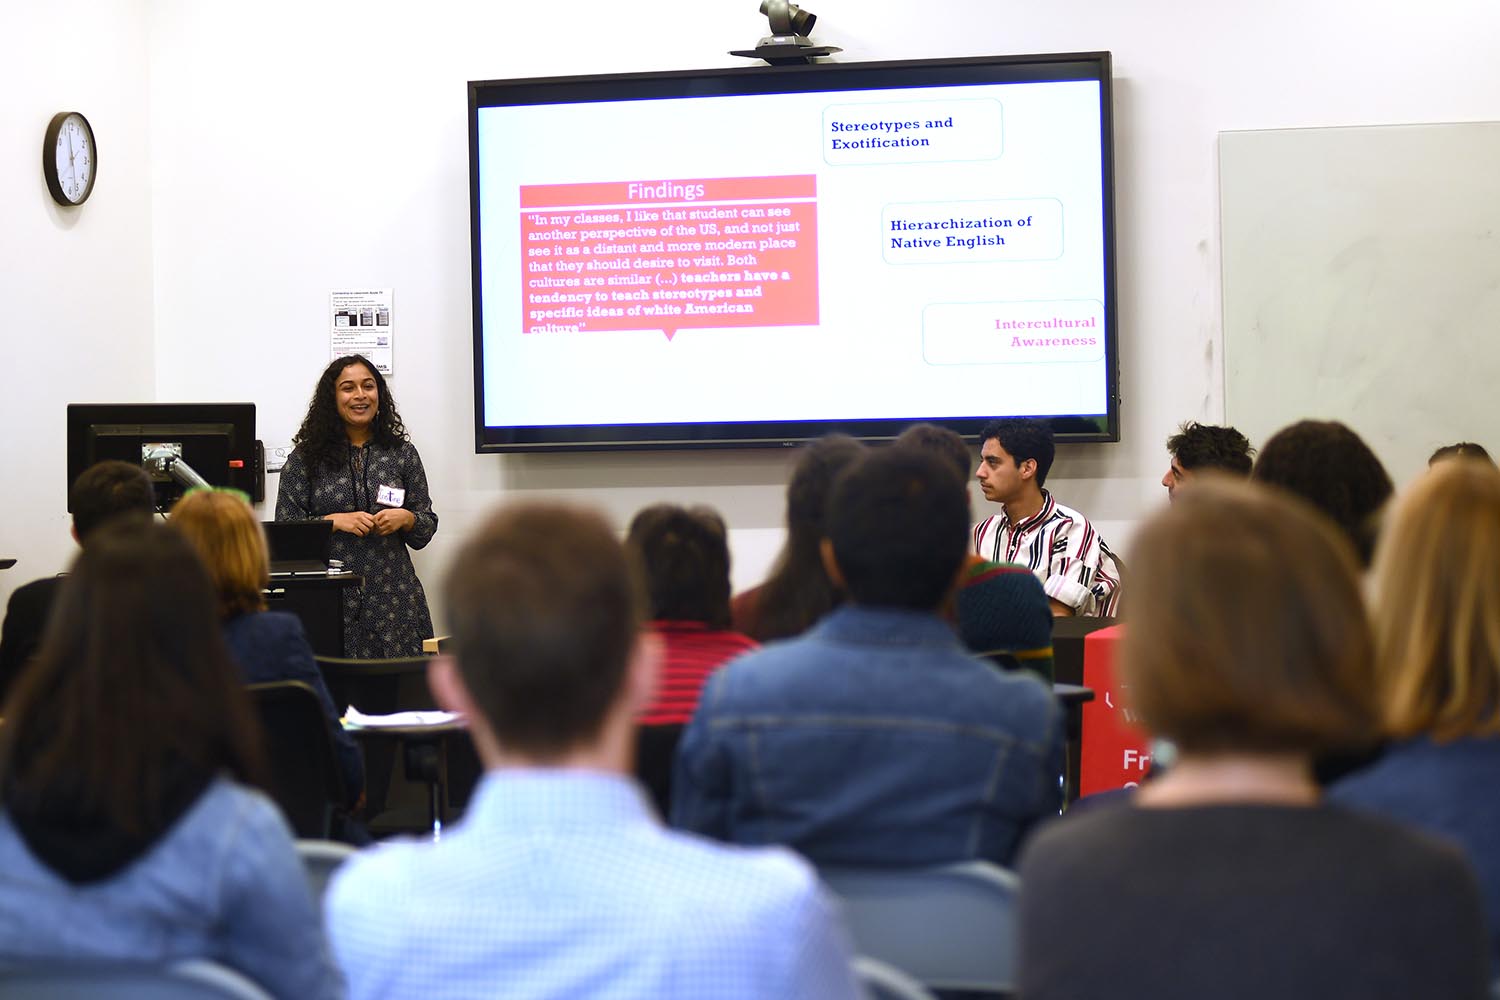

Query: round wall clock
<box><xmin>43</xmin><ymin>111</ymin><xmax>97</xmax><ymax>206</ymax></box>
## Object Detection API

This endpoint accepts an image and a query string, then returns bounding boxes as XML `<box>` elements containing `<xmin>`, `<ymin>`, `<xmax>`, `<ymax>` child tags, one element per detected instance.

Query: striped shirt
<box><xmin>972</xmin><ymin>489</ymin><xmax>1122</xmax><ymax>616</ymax></box>
<box><xmin>640</xmin><ymin>621</ymin><xmax>758</xmax><ymax>726</ymax></box>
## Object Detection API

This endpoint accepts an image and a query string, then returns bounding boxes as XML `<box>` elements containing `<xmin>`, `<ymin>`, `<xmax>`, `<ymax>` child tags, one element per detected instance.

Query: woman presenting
<box><xmin>277</xmin><ymin>354</ymin><xmax>437</xmax><ymax>658</ymax></box>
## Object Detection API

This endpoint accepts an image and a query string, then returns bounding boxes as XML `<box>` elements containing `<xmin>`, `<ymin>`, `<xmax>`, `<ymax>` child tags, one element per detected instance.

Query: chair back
<box><xmin>313</xmin><ymin>655</ymin><xmax>432</xmax><ymax>716</ymax></box>
<box><xmin>853</xmin><ymin>956</ymin><xmax>940</xmax><ymax>1000</ymax></box>
<box><xmin>819</xmin><ymin>861</ymin><xmax>1020</xmax><ymax>994</ymax></box>
<box><xmin>634</xmin><ymin>723</ymin><xmax>684</xmax><ymax>818</ymax></box>
<box><xmin>313</xmin><ymin>655</ymin><xmax>481</xmax><ymax>826</ymax></box>
<box><xmin>246</xmin><ymin>681</ymin><xmax>347</xmax><ymax>838</ymax></box>
<box><xmin>0</xmin><ymin>959</ymin><xmax>273</xmax><ymax>999</ymax></box>
<box><xmin>295</xmin><ymin>838</ymin><xmax>358</xmax><ymax>917</ymax></box>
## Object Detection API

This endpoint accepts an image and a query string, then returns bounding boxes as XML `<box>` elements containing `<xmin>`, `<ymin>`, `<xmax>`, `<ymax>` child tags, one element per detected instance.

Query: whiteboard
<box><xmin>1220</xmin><ymin>122</ymin><xmax>1500</xmax><ymax>484</ymax></box>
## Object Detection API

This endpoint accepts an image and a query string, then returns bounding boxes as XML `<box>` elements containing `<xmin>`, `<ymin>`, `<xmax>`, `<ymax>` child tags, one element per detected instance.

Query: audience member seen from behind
<box><xmin>0</xmin><ymin>460</ymin><xmax>155</xmax><ymax>704</ymax></box>
<box><xmin>674</xmin><ymin>448</ymin><xmax>1063</xmax><ymax>867</ymax></box>
<box><xmin>1331</xmin><ymin>459</ymin><xmax>1500</xmax><ymax>969</ymax></box>
<box><xmin>1429</xmin><ymin>441</ymin><xmax>1495</xmax><ymax>467</ymax></box>
<box><xmin>0</xmin><ymin>520</ymin><xmax>342</xmax><ymax>998</ymax></box>
<box><xmin>626</xmin><ymin>504</ymin><xmax>757</xmax><ymax>727</ymax></box>
<box><xmin>894</xmin><ymin>422</ymin><xmax>1054</xmax><ymax>677</ymax></box>
<box><xmin>326</xmin><ymin>503</ymin><xmax>862</xmax><ymax>1000</ymax></box>
<box><xmin>731</xmin><ymin>434</ymin><xmax>866</xmax><ymax>641</ymax></box>
<box><xmin>1252</xmin><ymin>419</ymin><xmax>1393</xmax><ymax>567</ymax></box>
<box><xmin>277</xmin><ymin>353</ymin><xmax>438</xmax><ymax>657</ymax></box>
<box><xmin>1162</xmin><ymin>421</ymin><xmax>1254</xmax><ymax>502</ymax></box>
<box><xmin>626</xmin><ymin>503</ymin><xmax>759</xmax><ymax>816</ymax></box>
<box><xmin>973</xmin><ymin>417</ymin><xmax>1121</xmax><ymax>616</ymax></box>
<box><xmin>171</xmin><ymin>488</ymin><xmax>364</xmax><ymax>810</ymax></box>
<box><xmin>1018</xmin><ymin>478</ymin><xmax>1488</xmax><ymax>1000</ymax></box>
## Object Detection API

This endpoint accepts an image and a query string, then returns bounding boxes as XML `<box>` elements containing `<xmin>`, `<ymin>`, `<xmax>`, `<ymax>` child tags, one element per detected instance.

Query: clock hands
<box><xmin>63</xmin><ymin>127</ymin><xmax>78</xmax><ymax>197</ymax></box>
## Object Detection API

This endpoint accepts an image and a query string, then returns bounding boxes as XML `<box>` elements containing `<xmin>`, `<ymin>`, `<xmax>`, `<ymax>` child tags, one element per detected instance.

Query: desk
<box><xmin>347</xmin><ymin>719</ymin><xmax>469</xmax><ymax>841</ymax></box>
<box><xmin>266</xmin><ymin>573</ymin><xmax>361</xmax><ymax>657</ymax></box>
<box><xmin>1050</xmin><ymin>616</ymin><xmax>1120</xmax><ymax>685</ymax></box>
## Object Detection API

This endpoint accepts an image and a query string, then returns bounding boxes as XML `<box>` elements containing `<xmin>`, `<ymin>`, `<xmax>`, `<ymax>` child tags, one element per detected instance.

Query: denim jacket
<box><xmin>671</xmin><ymin>605</ymin><xmax>1063</xmax><ymax>867</ymax></box>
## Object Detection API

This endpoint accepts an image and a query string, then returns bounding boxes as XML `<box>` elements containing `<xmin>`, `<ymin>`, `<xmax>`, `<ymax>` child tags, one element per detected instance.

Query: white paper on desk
<box><xmin>344</xmin><ymin>707</ymin><xmax>461</xmax><ymax>728</ymax></box>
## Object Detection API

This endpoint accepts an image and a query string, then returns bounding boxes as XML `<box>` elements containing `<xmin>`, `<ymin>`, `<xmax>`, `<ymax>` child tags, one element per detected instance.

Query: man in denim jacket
<box><xmin>672</xmin><ymin>447</ymin><xmax>1064</xmax><ymax>867</ymax></box>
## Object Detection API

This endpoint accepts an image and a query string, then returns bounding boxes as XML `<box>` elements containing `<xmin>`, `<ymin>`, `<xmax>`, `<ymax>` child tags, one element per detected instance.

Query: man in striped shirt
<box><xmin>973</xmin><ymin>418</ymin><xmax>1122</xmax><ymax>616</ymax></box>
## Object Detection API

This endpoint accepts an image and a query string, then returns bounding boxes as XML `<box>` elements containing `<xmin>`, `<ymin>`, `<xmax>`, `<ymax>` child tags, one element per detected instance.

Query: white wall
<box><xmin>0</xmin><ymin>1</ymin><xmax>157</xmax><ymax>609</ymax></box>
<box><xmin>63</xmin><ymin>0</ymin><xmax>1500</xmax><ymax>628</ymax></box>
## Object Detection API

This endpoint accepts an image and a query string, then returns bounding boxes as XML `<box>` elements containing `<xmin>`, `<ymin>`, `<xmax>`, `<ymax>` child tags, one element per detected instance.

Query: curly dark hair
<box><xmin>1429</xmin><ymin>441</ymin><xmax>1494</xmax><ymax>467</ymax></box>
<box><xmin>626</xmin><ymin>504</ymin><xmax>733</xmax><ymax>629</ymax></box>
<box><xmin>1166</xmin><ymin>421</ymin><xmax>1255</xmax><ymax>476</ymax></box>
<box><xmin>894</xmin><ymin>422</ymin><xmax>972</xmax><ymax>486</ymax></box>
<box><xmin>291</xmin><ymin>354</ymin><xmax>409</xmax><ymax>472</ymax></box>
<box><xmin>1252</xmin><ymin>420</ymin><xmax>1393</xmax><ymax>567</ymax></box>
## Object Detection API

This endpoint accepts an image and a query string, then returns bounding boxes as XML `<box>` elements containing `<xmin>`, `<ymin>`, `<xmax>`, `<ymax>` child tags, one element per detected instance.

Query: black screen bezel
<box><xmin>469</xmin><ymin>52</ymin><xmax>1119</xmax><ymax>452</ymax></box>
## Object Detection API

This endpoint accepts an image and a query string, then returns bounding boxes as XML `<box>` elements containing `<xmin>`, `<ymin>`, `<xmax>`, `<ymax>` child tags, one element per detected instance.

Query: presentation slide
<box><xmin>474</xmin><ymin>73</ymin><xmax>1109</xmax><ymax>434</ymax></box>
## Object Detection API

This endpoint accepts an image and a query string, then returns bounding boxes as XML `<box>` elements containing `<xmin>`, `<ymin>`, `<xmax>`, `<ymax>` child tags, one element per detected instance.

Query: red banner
<box><xmin>1078</xmin><ymin>625</ymin><xmax>1155</xmax><ymax>796</ymax></box>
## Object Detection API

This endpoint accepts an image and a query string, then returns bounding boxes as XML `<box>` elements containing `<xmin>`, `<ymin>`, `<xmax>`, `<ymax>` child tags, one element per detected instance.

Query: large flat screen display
<box><xmin>469</xmin><ymin>53</ymin><xmax>1118</xmax><ymax>451</ymax></box>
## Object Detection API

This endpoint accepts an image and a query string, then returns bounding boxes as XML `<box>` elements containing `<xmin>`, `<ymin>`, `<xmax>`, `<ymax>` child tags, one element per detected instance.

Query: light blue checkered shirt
<box><xmin>326</xmin><ymin>769</ymin><xmax>863</xmax><ymax>999</ymax></box>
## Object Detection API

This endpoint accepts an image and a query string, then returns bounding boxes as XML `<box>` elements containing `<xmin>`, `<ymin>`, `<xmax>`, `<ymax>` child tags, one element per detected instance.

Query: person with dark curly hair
<box><xmin>1429</xmin><ymin>441</ymin><xmax>1495</xmax><ymax>468</ymax></box>
<box><xmin>1252</xmin><ymin>420</ymin><xmax>1392</xmax><ymax>568</ymax></box>
<box><xmin>1162</xmin><ymin>421</ymin><xmax>1254</xmax><ymax>501</ymax></box>
<box><xmin>275</xmin><ymin>355</ymin><xmax>437</xmax><ymax>657</ymax></box>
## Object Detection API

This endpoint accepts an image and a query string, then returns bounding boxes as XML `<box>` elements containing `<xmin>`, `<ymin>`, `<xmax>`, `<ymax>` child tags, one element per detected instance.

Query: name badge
<box><xmin>377</xmin><ymin>484</ymin><xmax>406</xmax><ymax>508</ymax></box>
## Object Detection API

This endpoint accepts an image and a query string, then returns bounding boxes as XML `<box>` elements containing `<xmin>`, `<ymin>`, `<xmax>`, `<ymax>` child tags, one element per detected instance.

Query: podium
<box><xmin>265</xmin><ymin>573</ymin><xmax>362</xmax><ymax>657</ymax></box>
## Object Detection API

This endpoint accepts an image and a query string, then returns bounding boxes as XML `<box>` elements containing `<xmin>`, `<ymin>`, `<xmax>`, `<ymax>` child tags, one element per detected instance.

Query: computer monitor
<box><xmin>66</xmin><ymin>402</ymin><xmax>262</xmax><ymax>510</ymax></box>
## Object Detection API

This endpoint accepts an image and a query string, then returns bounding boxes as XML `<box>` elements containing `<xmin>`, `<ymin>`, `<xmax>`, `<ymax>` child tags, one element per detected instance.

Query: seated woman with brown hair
<box><xmin>1332</xmin><ymin>459</ymin><xmax>1500</xmax><ymax>970</ymax></box>
<box><xmin>1018</xmin><ymin>478</ymin><xmax>1489</xmax><ymax>1000</ymax></box>
<box><xmin>171</xmin><ymin>489</ymin><xmax>363</xmax><ymax>808</ymax></box>
<box><xmin>0</xmin><ymin>519</ymin><xmax>342</xmax><ymax>998</ymax></box>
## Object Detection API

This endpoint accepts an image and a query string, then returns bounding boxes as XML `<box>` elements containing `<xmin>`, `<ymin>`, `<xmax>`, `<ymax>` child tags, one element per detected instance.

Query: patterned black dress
<box><xmin>274</xmin><ymin>440</ymin><xmax>437</xmax><ymax>658</ymax></box>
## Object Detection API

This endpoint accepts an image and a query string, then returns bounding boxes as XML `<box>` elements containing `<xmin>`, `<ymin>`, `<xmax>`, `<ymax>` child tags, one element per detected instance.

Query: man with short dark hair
<box><xmin>326</xmin><ymin>503</ymin><xmax>861</xmax><ymax>1000</ymax></box>
<box><xmin>0</xmin><ymin>460</ymin><xmax>156</xmax><ymax>700</ymax></box>
<box><xmin>894</xmin><ymin>422</ymin><xmax>1055</xmax><ymax>674</ymax></box>
<box><xmin>973</xmin><ymin>418</ymin><xmax>1121</xmax><ymax>616</ymax></box>
<box><xmin>1162</xmin><ymin>420</ymin><xmax>1254</xmax><ymax>501</ymax></box>
<box><xmin>673</xmin><ymin>449</ymin><xmax>1063</xmax><ymax>867</ymax></box>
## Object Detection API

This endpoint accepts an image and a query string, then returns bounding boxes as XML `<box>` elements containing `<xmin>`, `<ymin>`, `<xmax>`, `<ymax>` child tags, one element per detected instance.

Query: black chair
<box><xmin>246</xmin><ymin>681</ymin><xmax>348</xmax><ymax>839</ymax></box>
<box><xmin>312</xmin><ymin>655</ymin><xmax>433</xmax><ymax>718</ymax></box>
<box><xmin>634</xmin><ymin>724</ymin><xmax>684</xmax><ymax>819</ymax></box>
<box><xmin>314</xmin><ymin>655</ymin><xmax>479</xmax><ymax>835</ymax></box>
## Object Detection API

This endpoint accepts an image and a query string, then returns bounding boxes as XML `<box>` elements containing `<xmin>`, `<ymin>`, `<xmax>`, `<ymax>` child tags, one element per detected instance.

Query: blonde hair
<box><xmin>169</xmin><ymin>490</ymin><xmax>269</xmax><ymax>619</ymax></box>
<box><xmin>1373</xmin><ymin>460</ymin><xmax>1500</xmax><ymax>741</ymax></box>
<box><xmin>1122</xmin><ymin>476</ymin><xmax>1380</xmax><ymax>754</ymax></box>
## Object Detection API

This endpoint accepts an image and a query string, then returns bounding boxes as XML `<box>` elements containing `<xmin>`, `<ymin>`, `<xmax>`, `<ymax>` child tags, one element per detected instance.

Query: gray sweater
<box><xmin>1018</xmin><ymin>801</ymin><xmax>1489</xmax><ymax>1000</ymax></box>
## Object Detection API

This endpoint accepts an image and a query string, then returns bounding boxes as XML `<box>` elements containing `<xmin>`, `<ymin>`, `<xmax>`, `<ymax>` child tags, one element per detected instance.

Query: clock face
<box><xmin>44</xmin><ymin>112</ymin><xmax>97</xmax><ymax>206</ymax></box>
